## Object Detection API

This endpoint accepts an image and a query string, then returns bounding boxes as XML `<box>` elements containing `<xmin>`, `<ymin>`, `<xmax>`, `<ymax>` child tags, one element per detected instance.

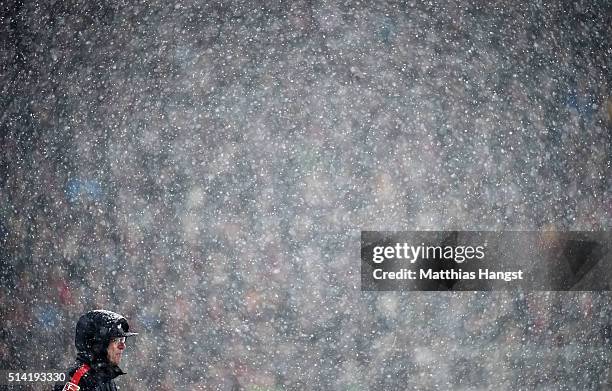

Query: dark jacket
<box><xmin>53</xmin><ymin>359</ymin><xmax>124</xmax><ymax>391</ymax></box>
<box><xmin>53</xmin><ymin>310</ymin><xmax>137</xmax><ymax>391</ymax></box>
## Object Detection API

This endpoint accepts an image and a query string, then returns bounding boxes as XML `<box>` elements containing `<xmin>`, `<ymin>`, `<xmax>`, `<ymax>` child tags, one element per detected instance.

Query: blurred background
<box><xmin>0</xmin><ymin>0</ymin><xmax>611</xmax><ymax>389</ymax></box>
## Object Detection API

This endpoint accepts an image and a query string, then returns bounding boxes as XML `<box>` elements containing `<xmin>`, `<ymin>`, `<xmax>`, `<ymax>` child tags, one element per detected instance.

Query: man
<box><xmin>54</xmin><ymin>310</ymin><xmax>137</xmax><ymax>391</ymax></box>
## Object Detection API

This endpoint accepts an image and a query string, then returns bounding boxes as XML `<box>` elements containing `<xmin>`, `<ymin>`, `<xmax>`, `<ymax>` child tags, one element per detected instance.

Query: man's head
<box><xmin>75</xmin><ymin>310</ymin><xmax>137</xmax><ymax>365</ymax></box>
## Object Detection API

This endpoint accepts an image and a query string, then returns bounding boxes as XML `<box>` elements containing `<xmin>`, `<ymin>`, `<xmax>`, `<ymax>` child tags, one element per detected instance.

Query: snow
<box><xmin>0</xmin><ymin>0</ymin><xmax>610</xmax><ymax>390</ymax></box>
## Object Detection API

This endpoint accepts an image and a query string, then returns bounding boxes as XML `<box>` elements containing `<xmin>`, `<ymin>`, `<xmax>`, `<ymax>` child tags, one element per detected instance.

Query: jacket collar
<box><xmin>75</xmin><ymin>354</ymin><xmax>126</xmax><ymax>382</ymax></box>
<box><xmin>91</xmin><ymin>361</ymin><xmax>126</xmax><ymax>382</ymax></box>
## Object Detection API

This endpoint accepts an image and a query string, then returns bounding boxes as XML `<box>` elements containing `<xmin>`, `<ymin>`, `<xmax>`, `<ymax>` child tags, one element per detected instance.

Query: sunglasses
<box><xmin>110</xmin><ymin>337</ymin><xmax>126</xmax><ymax>344</ymax></box>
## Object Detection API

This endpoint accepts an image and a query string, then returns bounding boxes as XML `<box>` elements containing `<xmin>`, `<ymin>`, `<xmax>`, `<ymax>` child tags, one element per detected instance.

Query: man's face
<box><xmin>107</xmin><ymin>337</ymin><xmax>126</xmax><ymax>365</ymax></box>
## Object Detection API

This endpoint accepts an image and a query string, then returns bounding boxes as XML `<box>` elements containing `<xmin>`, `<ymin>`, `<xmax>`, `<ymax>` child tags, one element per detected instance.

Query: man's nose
<box><xmin>117</xmin><ymin>341</ymin><xmax>126</xmax><ymax>350</ymax></box>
